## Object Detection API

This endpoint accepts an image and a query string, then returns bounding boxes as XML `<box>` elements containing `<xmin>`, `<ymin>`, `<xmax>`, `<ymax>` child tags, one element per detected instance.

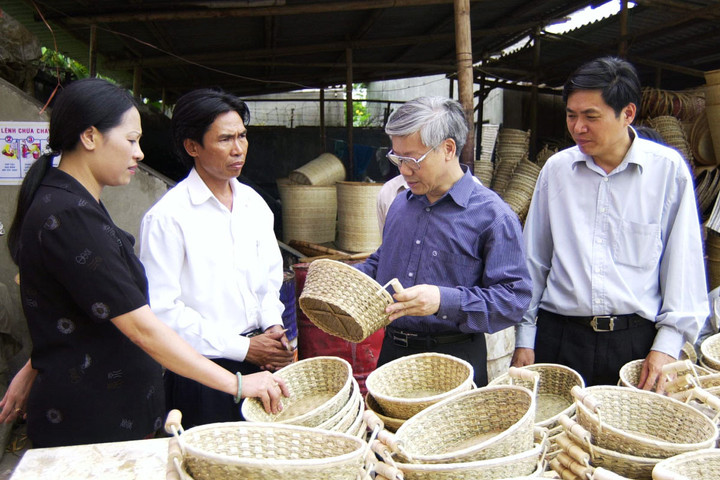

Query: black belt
<box><xmin>386</xmin><ymin>327</ymin><xmax>474</xmax><ymax>348</ymax></box>
<box><xmin>538</xmin><ymin>309</ymin><xmax>650</xmax><ymax>333</ymax></box>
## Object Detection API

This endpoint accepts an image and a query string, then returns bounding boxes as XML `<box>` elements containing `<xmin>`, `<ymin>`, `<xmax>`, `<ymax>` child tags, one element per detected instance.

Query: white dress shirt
<box><xmin>376</xmin><ymin>174</ymin><xmax>408</xmax><ymax>233</ymax></box>
<box><xmin>138</xmin><ymin>168</ymin><xmax>284</xmax><ymax>361</ymax></box>
<box><xmin>517</xmin><ymin>128</ymin><xmax>709</xmax><ymax>358</ymax></box>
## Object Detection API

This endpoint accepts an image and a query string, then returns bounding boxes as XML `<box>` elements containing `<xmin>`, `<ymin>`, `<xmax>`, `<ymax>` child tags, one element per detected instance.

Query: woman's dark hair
<box><xmin>7</xmin><ymin>77</ymin><xmax>138</xmax><ymax>264</ymax></box>
<box><xmin>171</xmin><ymin>88</ymin><xmax>250</xmax><ymax>170</ymax></box>
<box><xmin>562</xmin><ymin>57</ymin><xmax>641</xmax><ymax>117</ymax></box>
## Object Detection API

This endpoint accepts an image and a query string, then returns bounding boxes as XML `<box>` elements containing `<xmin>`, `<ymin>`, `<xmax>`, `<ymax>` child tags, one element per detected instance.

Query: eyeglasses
<box><xmin>386</xmin><ymin>144</ymin><xmax>437</xmax><ymax>171</ymax></box>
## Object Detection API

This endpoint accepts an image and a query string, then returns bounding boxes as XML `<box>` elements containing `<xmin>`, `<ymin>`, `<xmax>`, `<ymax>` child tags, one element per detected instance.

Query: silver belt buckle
<box><xmin>591</xmin><ymin>315</ymin><xmax>615</xmax><ymax>332</ymax></box>
<box><xmin>391</xmin><ymin>331</ymin><xmax>416</xmax><ymax>347</ymax></box>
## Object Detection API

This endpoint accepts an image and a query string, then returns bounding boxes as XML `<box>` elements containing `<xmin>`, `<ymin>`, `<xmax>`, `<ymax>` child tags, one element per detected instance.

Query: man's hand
<box><xmin>385</xmin><ymin>284</ymin><xmax>441</xmax><ymax>322</ymax></box>
<box><xmin>245</xmin><ymin>326</ymin><xmax>294</xmax><ymax>372</ymax></box>
<box><xmin>0</xmin><ymin>360</ymin><xmax>37</xmax><ymax>424</ymax></box>
<box><xmin>637</xmin><ymin>350</ymin><xmax>676</xmax><ymax>394</ymax></box>
<box><xmin>511</xmin><ymin>347</ymin><xmax>535</xmax><ymax>367</ymax></box>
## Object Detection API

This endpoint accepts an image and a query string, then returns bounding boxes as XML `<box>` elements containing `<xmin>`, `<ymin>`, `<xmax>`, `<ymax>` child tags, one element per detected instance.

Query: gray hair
<box><xmin>385</xmin><ymin>96</ymin><xmax>469</xmax><ymax>157</ymax></box>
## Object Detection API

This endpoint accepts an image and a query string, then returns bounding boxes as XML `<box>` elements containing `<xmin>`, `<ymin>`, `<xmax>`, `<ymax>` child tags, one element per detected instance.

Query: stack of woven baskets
<box><xmin>500</xmin><ymin>159</ymin><xmax>542</xmax><ymax>222</ymax></box>
<box><xmin>369</xmin><ymin>364</ymin><xmax>548</xmax><ymax>479</ymax></box>
<box><xmin>705</xmin><ymin>232</ymin><xmax>720</xmax><ymax>291</ymax></box>
<box><xmin>647</xmin><ymin>115</ymin><xmax>695</xmax><ymax>168</ymax></box>
<box><xmin>549</xmin><ymin>385</ymin><xmax>719</xmax><ymax>479</ymax></box>
<box><xmin>241</xmin><ymin>356</ymin><xmax>366</xmax><ymax>438</ymax></box>
<box><xmin>694</xmin><ymin>167</ymin><xmax>720</xmax><ymax>222</ymax></box>
<box><xmin>364</xmin><ymin>353</ymin><xmax>475</xmax><ymax>432</ymax></box>
<box><xmin>491</xmin><ymin>128</ymin><xmax>531</xmax><ymax>196</ymax></box>
<box><xmin>474</xmin><ymin>124</ymin><xmax>500</xmax><ymax>186</ymax></box>
<box><xmin>489</xmin><ymin>363</ymin><xmax>584</xmax><ymax>461</ymax></box>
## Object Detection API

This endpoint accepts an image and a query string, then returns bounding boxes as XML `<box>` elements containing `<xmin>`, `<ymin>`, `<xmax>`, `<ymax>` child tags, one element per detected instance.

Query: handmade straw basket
<box><xmin>365</xmin><ymin>352</ymin><xmax>474</xmax><ymax>420</ymax></box>
<box><xmin>277</xmin><ymin>178</ymin><xmax>337</xmax><ymax>244</ymax></box>
<box><xmin>701</xmin><ymin>333</ymin><xmax>720</xmax><ymax>371</ymax></box>
<box><xmin>336</xmin><ymin>182</ymin><xmax>383</xmax><ymax>253</ymax></box>
<box><xmin>652</xmin><ymin>447</ymin><xmax>720</xmax><ymax>480</ymax></box>
<box><xmin>572</xmin><ymin>385</ymin><xmax>718</xmax><ymax>458</ymax></box>
<box><xmin>618</xmin><ymin>358</ymin><xmax>711</xmax><ymax>390</ymax></box>
<box><xmin>241</xmin><ymin>356</ymin><xmax>352</xmax><ymax>427</ymax></box>
<box><xmin>316</xmin><ymin>378</ymin><xmax>361</xmax><ymax>432</ymax></box>
<box><xmin>364</xmin><ymin>392</ymin><xmax>406</xmax><ymax>432</ymax></box>
<box><xmin>289</xmin><ymin>153</ymin><xmax>346</xmax><ymax>186</ymax></box>
<box><xmin>392</xmin><ymin>433</ymin><xmax>548</xmax><ymax>480</ymax></box>
<box><xmin>690</xmin><ymin>113</ymin><xmax>717</xmax><ymax>166</ymax></box>
<box><xmin>167</xmin><ymin>417</ymin><xmax>369</xmax><ymax>480</ymax></box>
<box><xmin>490</xmin><ymin>363</ymin><xmax>584</xmax><ymax>429</ymax></box>
<box><xmin>298</xmin><ymin>259</ymin><xmax>393</xmax><ymax>343</ymax></box>
<box><xmin>391</xmin><ymin>384</ymin><xmax>536</xmax><ymax>464</ymax></box>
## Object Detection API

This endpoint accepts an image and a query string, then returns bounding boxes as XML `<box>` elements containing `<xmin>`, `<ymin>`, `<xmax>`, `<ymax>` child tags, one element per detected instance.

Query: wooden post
<box><xmin>454</xmin><ymin>0</ymin><xmax>475</xmax><ymax>169</ymax></box>
<box><xmin>619</xmin><ymin>0</ymin><xmax>629</xmax><ymax>57</ymax></box>
<box><xmin>346</xmin><ymin>48</ymin><xmax>354</xmax><ymax>179</ymax></box>
<box><xmin>476</xmin><ymin>73</ymin><xmax>486</xmax><ymax>161</ymax></box>
<box><xmin>133</xmin><ymin>65</ymin><xmax>142</xmax><ymax>100</ymax></box>
<box><xmin>319</xmin><ymin>88</ymin><xmax>326</xmax><ymax>152</ymax></box>
<box><xmin>88</xmin><ymin>25</ymin><xmax>97</xmax><ymax>77</ymax></box>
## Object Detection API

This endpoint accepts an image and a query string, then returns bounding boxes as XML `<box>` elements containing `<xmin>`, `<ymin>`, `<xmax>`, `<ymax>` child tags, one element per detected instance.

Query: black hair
<box><xmin>635</xmin><ymin>125</ymin><xmax>665</xmax><ymax>144</ymax></box>
<box><xmin>7</xmin><ymin>78</ymin><xmax>137</xmax><ymax>264</ymax></box>
<box><xmin>562</xmin><ymin>57</ymin><xmax>641</xmax><ymax>117</ymax></box>
<box><xmin>171</xmin><ymin>88</ymin><xmax>250</xmax><ymax>170</ymax></box>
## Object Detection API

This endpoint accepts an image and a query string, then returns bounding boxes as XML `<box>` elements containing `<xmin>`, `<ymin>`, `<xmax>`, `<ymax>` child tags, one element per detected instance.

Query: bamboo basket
<box><xmin>298</xmin><ymin>259</ymin><xmax>394</xmax><ymax>343</ymax></box>
<box><xmin>277</xmin><ymin>179</ymin><xmax>337</xmax><ymax>244</ymax></box>
<box><xmin>289</xmin><ymin>153</ymin><xmax>346</xmax><ymax>186</ymax></box>
<box><xmin>385</xmin><ymin>374</ymin><xmax>538</xmax><ymax>464</ymax></box>
<box><xmin>489</xmin><ymin>363</ymin><xmax>584</xmax><ymax>429</ymax></box>
<box><xmin>700</xmin><ymin>333</ymin><xmax>720</xmax><ymax>371</ymax></box>
<box><xmin>365</xmin><ymin>352</ymin><xmax>474</xmax><ymax>420</ymax></box>
<box><xmin>335</xmin><ymin>182</ymin><xmax>383</xmax><ymax>253</ymax></box>
<box><xmin>652</xmin><ymin>447</ymin><xmax>720</xmax><ymax>480</ymax></box>
<box><xmin>165</xmin><ymin>411</ymin><xmax>370</xmax><ymax>480</ymax></box>
<box><xmin>316</xmin><ymin>378</ymin><xmax>361</xmax><ymax>431</ymax></box>
<box><xmin>364</xmin><ymin>392</ymin><xmax>406</xmax><ymax>432</ymax></box>
<box><xmin>572</xmin><ymin>385</ymin><xmax>718</xmax><ymax>458</ymax></box>
<box><xmin>619</xmin><ymin>358</ymin><xmax>711</xmax><ymax>390</ymax></box>
<box><xmin>241</xmin><ymin>356</ymin><xmax>352</xmax><ymax>427</ymax></box>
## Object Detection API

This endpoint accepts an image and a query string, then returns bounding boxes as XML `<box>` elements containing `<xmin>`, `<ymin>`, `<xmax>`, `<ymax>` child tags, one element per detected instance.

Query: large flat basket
<box><xmin>652</xmin><ymin>448</ymin><xmax>720</xmax><ymax>480</ymax></box>
<box><xmin>299</xmin><ymin>259</ymin><xmax>393</xmax><ymax>343</ymax></box>
<box><xmin>241</xmin><ymin>356</ymin><xmax>352</xmax><ymax>427</ymax></box>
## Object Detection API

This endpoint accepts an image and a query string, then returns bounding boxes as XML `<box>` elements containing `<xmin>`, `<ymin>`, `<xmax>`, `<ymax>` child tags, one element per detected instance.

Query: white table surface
<box><xmin>10</xmin><ymin>437</ymin><xmax>169</xmax><ymax>479</ymax></box>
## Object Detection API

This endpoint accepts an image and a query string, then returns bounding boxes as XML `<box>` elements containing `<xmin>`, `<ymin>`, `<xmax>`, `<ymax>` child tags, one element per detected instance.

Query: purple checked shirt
<box><xmin>356</xmin><ymin>166</ymin><xmax>532</xmax><ymax>334</ymax></box>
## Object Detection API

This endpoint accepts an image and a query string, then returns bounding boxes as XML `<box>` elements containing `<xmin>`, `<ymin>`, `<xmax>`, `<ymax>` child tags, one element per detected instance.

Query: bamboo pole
<box><xmin>346</xmin><ymin>48</ymin><xmax>354</xmax><ymax>179</ymax></box>
<box><xmin>454</xmin><ymin>0</ymin><xmax>475</xmax><ymax>170</ymax></box>
<box><xmin>88</xmin><ymin>25</ymin><xmax>97</xmax><ymax>77</ymax></box>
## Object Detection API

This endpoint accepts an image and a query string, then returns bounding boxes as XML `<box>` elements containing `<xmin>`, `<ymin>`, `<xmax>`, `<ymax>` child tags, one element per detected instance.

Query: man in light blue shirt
<box><xmin>512</xmin><ymin>57</ymin><xmax>708</xmax><ymax>392</ymax></box>
<box><xmin>356</xmin><ymin>97</ymin><xmax>532</xmax><ymax>387</ymax></box>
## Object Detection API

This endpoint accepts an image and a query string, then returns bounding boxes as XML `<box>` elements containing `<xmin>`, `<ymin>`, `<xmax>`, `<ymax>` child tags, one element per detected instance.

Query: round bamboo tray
<box><xmin>365</xmin><ymin>352</ymin><xmax>474</xmax><ymax>420</ymax></box>
<box><xmin>572</xmin><ymin>385</ymin><xmax>718</xmax><ymax>458</ymax></box>
<box><xmin>298</xmin><ymin>259</ymin><xmax>393</xmax><ymax>343</ymax></box>
<box><xmin>652</xmin><ymin>447</ymin><xmax>720</xmax><ymax>480</ymax></box>
<box><xmin>391</xmin><ymin>384</ymin><xmax>536</xmax><ymax>464</ymax></box>
<box><xmin>335</xmin><ymin>181</ymin><xmax>383</xmax><ymax>253</ymax></box>
<box><xmin>289</xmin><ymin>153</ymin><xmax>346</xmax><ymax>186</ymax></box>
<box><xmin>241</xmin><ymin>356</ymin><xmax>352</xmax><ymax>427</ymax></box>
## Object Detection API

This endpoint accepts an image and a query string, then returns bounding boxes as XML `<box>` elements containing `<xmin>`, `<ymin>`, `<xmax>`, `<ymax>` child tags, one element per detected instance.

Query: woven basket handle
<box><xmin>164</xmin><ymin>409</ymin><xmax>184</xmax><ymax>436</ymax></box>
<box><xmin>555</xmin><ymin>433</ymin><xmax>591</xmax><ymax>465</ymax></box>
<box><xmin>662</xmin><ymin>359</ymin><xmax>697</xmax><ymax>377</ymax></box>
<box><xmin>666</xmin><ymin>374</ymin><xmax>697</xmax><ymax>393</ymax></box>
<box><xmin>548</xmin><ymin>457</ymin><xmax>584</xmax><ymax>480</ymax></box>
<box><xmin>593</xmin><ymin>467</ymin><xmax>633</xmax><ymax>480</ymax></box>
<box><xmin>556</xmin><ymin>451</ymin><xmax>593</xmax><ymax>479</ymax></box>
<box><xmin>508</xmin><ymin>366</ymin><xmax>540</xmax><ymax>395</ymax></box>
<box><xmin>687</xmin><ymin>387</ymin><xmax>720</xmax><ymax>420</ymax></box>
<box><xmin>570</xmin><ymin>385</ymin><xmax>600</xmax><ymax>413</ymax></box>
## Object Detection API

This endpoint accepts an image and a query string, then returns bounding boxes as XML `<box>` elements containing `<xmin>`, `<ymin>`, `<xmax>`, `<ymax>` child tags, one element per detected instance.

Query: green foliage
<box><xmin>39</xmin><ymin>47</ymin><xmax>89</xmax><ymax>80</ymax></box>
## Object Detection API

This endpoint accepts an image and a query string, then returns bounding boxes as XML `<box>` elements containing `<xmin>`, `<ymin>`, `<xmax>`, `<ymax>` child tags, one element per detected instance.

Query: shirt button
<box><xmin>442</xmin><ymin>315</ymin><xmax>447</xmax><ymax>320</ymax></box>
<box><xmin>596</xmin><ymin>238</ymin><xmax>603</xmax><ymax>244</ymax></box>
<box><xmin>432</xmin><ymin>251</ymin><xmax>438</xmax><ymax>256</ymax></box>
<box><xmin>425</xmin><ymin>207</ymin><xmax>431</xmax><ymax>212</ymax></box>
<box><xmin>603</xmin><ymin>177</ymin><xmax>609</xmax><ymax>182</ymax></box>
<box><xmin>408</xmin><ymin>272</ymin><xmax>414</xmax><ymax>277</ymax></box>
<box><xmin>415</xmin><ymin>240</ymin><xmax>421</xmax><ymax>245</ymax></box>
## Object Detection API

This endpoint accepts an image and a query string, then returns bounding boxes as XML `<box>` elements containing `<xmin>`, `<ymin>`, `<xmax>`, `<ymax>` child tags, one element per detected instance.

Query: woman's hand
<box><xmin>242</xmin><ymin>371</ymin><xmax>290</xmax><ymax>414</ymax></box>
<box><xmin>0</xmin><ymin>360</ymin><xmax>37</xmax><ymax>424</ymax></box>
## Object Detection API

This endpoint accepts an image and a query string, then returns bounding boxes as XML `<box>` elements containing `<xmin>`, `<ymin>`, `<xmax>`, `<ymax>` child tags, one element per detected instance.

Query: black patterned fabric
<box><xmin>18</xmin><ymin>168</ymin><xmax>164</xmax><ymax>447</ymax></box>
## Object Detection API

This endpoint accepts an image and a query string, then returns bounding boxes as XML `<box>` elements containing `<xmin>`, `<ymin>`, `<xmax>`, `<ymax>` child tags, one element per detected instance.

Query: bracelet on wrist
<box><xmin>233</xmin><ymin>372</ymin><xmax>243</xmax><ymax>404</ymax></box>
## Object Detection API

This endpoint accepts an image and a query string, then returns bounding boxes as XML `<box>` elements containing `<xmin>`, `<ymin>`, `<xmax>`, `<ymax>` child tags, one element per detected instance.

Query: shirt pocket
<box><xmin>429</xmin><ymin>249</ymin><xmax>483</xmax><ymax>285</ymax></box>
<box><xmin>611</xmin><ymin>219</ymin><xmax>661</xmax><ymax>269</ymax></box>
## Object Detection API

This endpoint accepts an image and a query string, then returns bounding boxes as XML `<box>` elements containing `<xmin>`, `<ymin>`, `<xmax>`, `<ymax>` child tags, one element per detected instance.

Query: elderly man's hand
<box><xmin>246</xmin><ymin>327</ymin><xmax>294</xmax><ymax>372</ymax></box>
<box><xmin>637</xmin><ymin>350</ymin><xmax>676</xmax><ymax>394</ymax></box>
<box><xmin>385</xmin><ymin>284</ymin><xmax>441</xmax><ymax>321</ymax></box>
<box><xmin>511</xmin><ymin>348</ymin><xmax>535</xmax><ymax>368</ymax></box>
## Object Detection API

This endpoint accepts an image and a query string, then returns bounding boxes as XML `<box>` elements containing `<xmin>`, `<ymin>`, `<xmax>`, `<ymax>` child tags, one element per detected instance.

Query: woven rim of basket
<box><xmin>653</xmin><ymin>447</ymin><xmax>720</xmax><ymax>477</ymax></box>
<box><xmin>180</xmin><ymin>422</ymin><xmax>366</xmax><ymax>469</ymax></box>
<box><xmin>700</xmin><ymin>333</ymin><xmax>720</xmax><ymax>370</ymax></box>
<box><xmin>364</xmin><ymin>392</ymin><xmax>406</xmax><ymax>431</ymax></box>
<box><xmin>316</xmin><ymin>377</ymin><xmax>361</xmax><ymax>430</ymax></box>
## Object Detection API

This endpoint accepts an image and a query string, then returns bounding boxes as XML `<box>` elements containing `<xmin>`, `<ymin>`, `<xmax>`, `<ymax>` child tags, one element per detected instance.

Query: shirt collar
<box><xmin>186</xmin><ymin>167</ymin><xmax>239</xmax><ymax>207</ymax></box>
<box><xmin>572</xmin><ymin>126</ymin><xmax>645</xmax><ymax>175</ymax></box>
<box><xmin>405</xmin><ymin>163</ymin><xmax>475</xmax><ymax>208</ymax></box>
<box><xmin>43</xmin><ymin>168</ymin><xmax>101</xmax><ymax>205</ymax></box>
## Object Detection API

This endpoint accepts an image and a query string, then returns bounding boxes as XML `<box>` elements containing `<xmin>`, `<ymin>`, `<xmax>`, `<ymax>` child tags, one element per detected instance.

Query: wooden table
<box><xmin>10</xmin><ymin>437</ymin><xmax>169</xmax><ymax>479</ymax></box>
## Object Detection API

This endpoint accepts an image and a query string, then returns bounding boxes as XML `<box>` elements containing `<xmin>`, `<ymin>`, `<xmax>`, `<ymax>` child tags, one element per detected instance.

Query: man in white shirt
<box><xmin>512</xmin><ymin>57</ymin><xmax>708</xmax><ymax>393</ymax></box>
<box><xmin>139</xmin><ymin>89</ymin><xmax>294</xmax><ymax>427</ymax></box>
<box><xmin>376</xmin><ymin>174</ymin><xmax>408</xmax><ymax>233</ymax></box>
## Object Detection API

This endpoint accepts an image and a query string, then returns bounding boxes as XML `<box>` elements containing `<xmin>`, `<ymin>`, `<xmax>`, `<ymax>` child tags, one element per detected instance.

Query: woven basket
<box><xmin>652</xmin><ymin>447</ymin><xmax>720</xmax><ymax>480</ymax></box>
<box><xmin>316</xmin><ymin>378</ymin><xmax>361</xmax><ymax>431</ymax></box>
<box><xmin>241</xmin><ymin>356</ymin><xmax>352</xmax><ymax>427</ymax></box>
<box><xmin>393</xmin><ymin>434</ymin><xmax>547</xmax><ymax>480</ymax></box>
<box><xmin>277</xmin><ymin>179</ymin><xmax>337</xmax><ymax>244</ymax></box>
<box><xmin>391</xmin><ymin>385</ymin><xmax>536</xmax><ymax>464</ymax></box>
<box><xmin>336</xmin><ymin>182</ymin><xmax>383</xmax><ymax>253</ymax></box>
<box><xmin>618</xmin><ymin>358</ymin><xmax>711</xmax><ymax>390</ymax></box>
<box><xmin>168</xmin><ymin>419</ymin><xmax>368</xmax><ymax>480</ymax></box>
<box><xmin>289</xmin><ymin>153</ymin><xmax>346</xmax><ymax>186</ymax></box>
<box><xmin>701</xmin><ymin>333</ymin><xmax>720</xmax><ymax>371</ymax></box>
<box><xmin>489</xmin><ymin>363</ymin><xmax>584</xmax><ymax>429</ymax></box>
<box><xmin>365</xmin><ymin>352</ymin><xmax>474</xmax><ymax>420</ymax></box>
<box><xmin>690</xmin><ymin>113</ymin><xmax>717</xmax><ymax>166</ymax></box>
<box><xmin>364</xmin><ymin>392</ymin><xmax>406</xmax><ymax>432</ymax></box>
<box><xmin>298</xmin><ymin>259</ymin><xmax>393</xmax><ymax>343</ymax></box>
<box><xmin>572</xmin><ymin>385</ymin><xmax>718</xmax><ymax>458</ymax></box>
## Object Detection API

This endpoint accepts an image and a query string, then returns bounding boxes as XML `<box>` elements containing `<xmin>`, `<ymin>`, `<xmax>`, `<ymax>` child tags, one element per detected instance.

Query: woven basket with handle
<box><xmin>619</xmin><ymin>358</ymin><xmax>711</xmax><ymax>390</ymax></box>
<box><xmin>316</xmin><ymin>377</ymin><xmax>361</xmax><ymax>431</ymax></box>
<box><xmin>298</xmin><ymin>259</ymin><xmax>394</xmax><ymax>343</ymax></box>
<box><xmin>652</xmin><ymin>447</ymin><xmax>720</xmax><ymax>480</ymax></box>
<box><xmin>165</xmin><ymin>410</ymin><xmax>370</xmax><ymax>480</ymax></box>
<box><xmin>364</xmin><ymin>391</ymin><xmax>406</xmax><ymax>432</ymax></box>
<box><xmin>387</xmin><ymin>372</ymin><xmax>538</xmax><ymax>464</ymax></box>
<box><xmin>572</xmin><ymin>385</ymin><xmax>718</xmax><ymax>458</ymax></box>
<box><xmin>365</xmin><ymin>352</ymin><xmax>474</xmax><ymax>420</ymax></box>
<box><xmin>241</xmin><ymin>356</ymin><xmax>352</xmax><ymax>427</ymax></box>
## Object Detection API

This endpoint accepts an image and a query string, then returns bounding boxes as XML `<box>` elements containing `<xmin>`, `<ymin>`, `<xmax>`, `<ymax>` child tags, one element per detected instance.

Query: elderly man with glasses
<box><xmin>355</xmin><ymin>96</ymin><xmax>532</xmax><ymax>387</ymax></box>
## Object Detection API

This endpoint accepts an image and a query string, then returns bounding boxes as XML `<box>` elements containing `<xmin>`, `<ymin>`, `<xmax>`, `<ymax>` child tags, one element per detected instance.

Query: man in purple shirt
<box><xmin>356</xmin><ymin>97</ymin><xmax>532</xmax><ymax>386</ymax></box>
